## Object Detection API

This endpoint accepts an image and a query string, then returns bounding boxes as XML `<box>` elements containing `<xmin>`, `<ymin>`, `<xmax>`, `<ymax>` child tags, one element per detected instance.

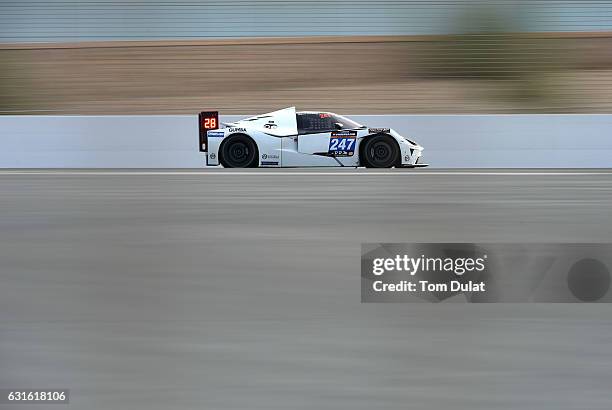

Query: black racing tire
<box><xmin>361</xmin><ymin>134</ymin><xmax>400</xmax><ymax>168</ymax></box>
<box><xmin>219</xmin><ymin>134</ymin><xmax>259</xmax><ymax>168</ymax></box>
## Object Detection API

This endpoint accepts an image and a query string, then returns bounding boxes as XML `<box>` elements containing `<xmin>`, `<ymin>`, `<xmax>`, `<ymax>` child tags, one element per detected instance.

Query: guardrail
<box><xmin>1</xmin><ymin>115</ymin><xmax>610</xmax><ymax>168</ymax></box>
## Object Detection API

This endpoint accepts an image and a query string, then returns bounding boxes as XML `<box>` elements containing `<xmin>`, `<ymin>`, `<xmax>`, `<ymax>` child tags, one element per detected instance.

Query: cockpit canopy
<box><xmin>296</xmin><ymin>112</ymin><xmax>364</xmax><ymax>135</ymax></box>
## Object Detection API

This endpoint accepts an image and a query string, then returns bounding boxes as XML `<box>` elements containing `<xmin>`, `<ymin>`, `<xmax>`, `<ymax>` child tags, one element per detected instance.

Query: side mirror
<box><xmin>334</xmin><ymin>122</ymin><xmax>343</xmax><ymax>130</ymax></box>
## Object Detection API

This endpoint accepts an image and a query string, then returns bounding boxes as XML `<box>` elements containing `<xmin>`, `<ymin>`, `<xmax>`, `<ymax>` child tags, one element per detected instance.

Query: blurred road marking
<box><xmin>0</xmin><ymin>171</ymin><xmax>611</xmax><ymax>176</ymax></box>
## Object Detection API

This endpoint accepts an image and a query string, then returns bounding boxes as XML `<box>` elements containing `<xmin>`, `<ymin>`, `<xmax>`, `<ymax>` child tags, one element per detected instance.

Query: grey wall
<box><xmin>1</xmin><ymin>114</ymin><xmax>610</xmax><ymax>168</ymax></box>
<box><xmin>1</xmin><ymin>1</ymin><xmax>611</xmax><ymax>42</ymax></box>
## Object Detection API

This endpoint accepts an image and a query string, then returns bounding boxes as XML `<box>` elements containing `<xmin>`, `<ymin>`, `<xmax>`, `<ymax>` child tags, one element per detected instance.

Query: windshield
<box><xmin>330</xmin><ymin>114</ymin><xmax>364</xmax><ymax>130</ymax></box>
<box><xmin>296</xmin><ymin>112</ymin><xmax>364</xmax><ymax>134</ymax></box>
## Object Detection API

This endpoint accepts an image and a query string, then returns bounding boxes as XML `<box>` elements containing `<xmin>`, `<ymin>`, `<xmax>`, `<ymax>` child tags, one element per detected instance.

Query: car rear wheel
<box><xmin>219</xmin><ymin>134</ymin><xmax>259</xmax><ymax>168</ymax></box>
<box><xmin>362</xmin><ymin>135</ymin><xmax>400</xmax><ymax>168</ymax></box>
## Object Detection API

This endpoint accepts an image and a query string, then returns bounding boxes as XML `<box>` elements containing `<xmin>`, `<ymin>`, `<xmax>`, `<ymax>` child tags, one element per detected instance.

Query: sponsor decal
<box><xmin>405</xmin><ymin>155</ymin><xmax>410</xmax><ymax>161</ymax></box>
<box><xmin>228</xmin><ymin>127</ymin><xmax>247</xmax><ymax>133</ymax></box>
<box><xmin>261</xmin><ymin>161</ymin><xmax>279</xmax><ymax>166</ymax></box>
<box><xmin>209</xmin><ymin>153</ymin><xmax>216</xmax><ymax>159</ymax></box>
<box><xmin>329</xmin><ymin>131</ymin><xmax>357</xmax><ymax>157</ymax></box>
<box><xmin>369</xmin><ymin>128</ymin><xmax>391</xmax><ymax>134</ymax></box>
<box><xmin>331</xmin><ymin>130</ymin><xmax>358</xmax><ymax>138</ymax></box>
<box><xmin>261</xmin><ymin>153</ymin><xmax>279</xmax><ymax>160</ymax></box>
<box><xmin>207</xmin><ymin>131</ymin><xmax>224</xmax><ymax>138</ymax></box>
<box><xmin>263</xmin><ymin>123</ymin><xmax>278</xmax><ymax>129</ymax></box>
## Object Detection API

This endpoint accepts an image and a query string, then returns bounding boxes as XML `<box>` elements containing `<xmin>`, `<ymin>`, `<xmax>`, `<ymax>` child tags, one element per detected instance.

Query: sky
<box><xmin>1</xmin><ymin>1</ymin><xmax>612</xmax><ymax>42</ymax></box>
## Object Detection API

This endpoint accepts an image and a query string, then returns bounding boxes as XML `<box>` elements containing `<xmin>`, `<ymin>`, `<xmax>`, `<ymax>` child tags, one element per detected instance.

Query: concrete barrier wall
<box><xmin>1</xmin><ymin>115</ymin><xmax>610</xmax><ymax>168</ymax></box>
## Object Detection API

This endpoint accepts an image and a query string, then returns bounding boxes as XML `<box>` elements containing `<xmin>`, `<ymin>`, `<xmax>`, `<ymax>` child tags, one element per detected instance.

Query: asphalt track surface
<box><xmin>1</xmin><ymin>169</ymin><xmax>612</xmax><ymax>409</ymax></box>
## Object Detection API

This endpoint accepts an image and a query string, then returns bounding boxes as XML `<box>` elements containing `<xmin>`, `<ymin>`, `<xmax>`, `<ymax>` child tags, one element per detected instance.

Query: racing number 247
<box><xmin>328</xmin><ymin>137</ymin><xmax>356</xmax><ymax>155</ymax></box>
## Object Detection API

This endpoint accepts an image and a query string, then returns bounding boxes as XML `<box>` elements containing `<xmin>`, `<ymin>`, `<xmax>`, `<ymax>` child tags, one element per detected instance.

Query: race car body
<box><xmin>198</xmin><ymin>107</ymin><xmax>427</xmax><ymax>168</ymax></box>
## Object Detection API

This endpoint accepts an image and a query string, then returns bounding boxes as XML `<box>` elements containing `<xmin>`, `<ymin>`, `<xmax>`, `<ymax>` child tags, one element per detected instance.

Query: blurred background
<box><xmin>1</xmin><ymin>0</ymin><xmax>612</xmax><ymax>114</ymax></box>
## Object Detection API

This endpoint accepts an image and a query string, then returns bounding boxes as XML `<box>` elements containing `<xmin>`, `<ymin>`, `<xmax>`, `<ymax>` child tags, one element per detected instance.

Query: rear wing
<box><xmin>198</xmin><ymin>111</ymin><xmax>220</xmax><ymax>152</ymax></box>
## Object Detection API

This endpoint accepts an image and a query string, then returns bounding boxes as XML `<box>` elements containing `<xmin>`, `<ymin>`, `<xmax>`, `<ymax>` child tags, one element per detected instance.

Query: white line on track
<box><xmin>0</xmin><ymin>171</ymin><xmax>611</xmax><ymax>176</ymax></box>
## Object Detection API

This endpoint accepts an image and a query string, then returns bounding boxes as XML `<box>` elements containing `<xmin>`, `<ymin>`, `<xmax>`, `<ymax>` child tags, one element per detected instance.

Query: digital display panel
<box><xmin>198</xmin><ymin>111</ymin><xmax>219</xmax><ymax>152</ymax></box>
<box><xmin>200</xmin><ymin>111</ymin><xmax>219</xmax><ymax>131</ymax></box>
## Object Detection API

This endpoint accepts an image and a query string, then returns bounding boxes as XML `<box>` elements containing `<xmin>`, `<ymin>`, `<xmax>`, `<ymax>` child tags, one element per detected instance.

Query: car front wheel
<box><xmin>362</xmin><ymin>135</ymin><xmax>400</xmax><ymax>168</ymax></box>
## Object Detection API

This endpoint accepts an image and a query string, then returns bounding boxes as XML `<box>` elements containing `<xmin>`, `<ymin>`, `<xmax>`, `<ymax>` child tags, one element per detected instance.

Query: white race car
<box><xmin>198</xmin><ymin>107</ymin><xmax>427</xmax><ymax>168</ymax></box>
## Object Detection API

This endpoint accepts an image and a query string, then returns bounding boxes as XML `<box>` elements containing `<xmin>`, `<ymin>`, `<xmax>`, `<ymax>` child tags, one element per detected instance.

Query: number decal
<box><xmin>329</xmin><ymin>131</ymin><xmax>357</xmax><ymax>157</ymax></box>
